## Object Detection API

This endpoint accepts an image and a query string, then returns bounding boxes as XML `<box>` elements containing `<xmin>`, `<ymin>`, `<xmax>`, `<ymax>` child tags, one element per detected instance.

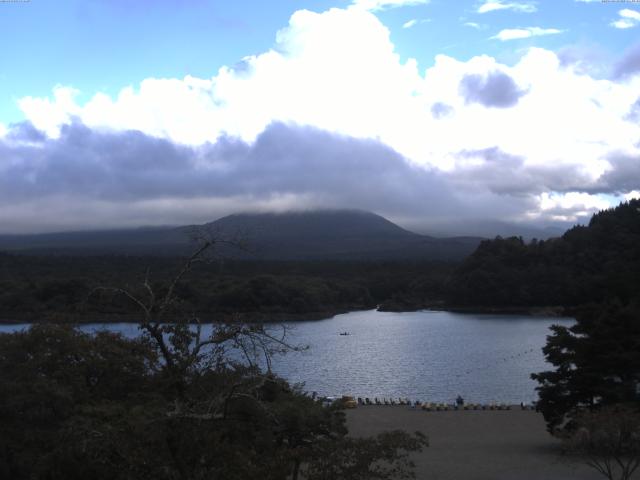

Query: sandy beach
<box><xmin>346</xmin><ymin>406</ymin><xmax>603</xmax><ymax>480</ymax></box>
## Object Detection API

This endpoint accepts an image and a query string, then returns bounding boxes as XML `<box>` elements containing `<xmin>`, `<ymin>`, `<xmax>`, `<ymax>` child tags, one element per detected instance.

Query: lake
<box><xmin>0</xmin><ymin>309</ymin><xmax>573</xmax><ymax>404</ymax></box>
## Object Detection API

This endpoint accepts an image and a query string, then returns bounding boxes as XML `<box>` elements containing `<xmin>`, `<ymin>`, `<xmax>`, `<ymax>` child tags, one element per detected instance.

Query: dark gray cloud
<box><xmin>450</xmin><ymin>147</ymin><xmax>593</xmax><ymax>196</ymax></box>
<box><xmin>457</xmin><ymin>147</ymin><xmax>521</xmax><ymax>164</ymax></box>
<box><xmin>459</xmin><ymin>71</ymin><xmax>527</xmax><ymax>108</ymax></box>
<box><xmin>0</xmin><ymin>121</ymin><xmax>468</xmax><ymax>232</ymax></box>
<box><xmin>0</xmin><ymin>120</ymin><xmax>196</xmax><ymax>202</ymax></box>
<box><xmin>557</xmin><ymin>43</ymin><xmax>609</xmax><ymax>78</ymax></box>
<box><xmin>5</xmin><ymin>121</ymin><xmax>47</xmax><ymax>143</ymax></box>
<box><xmin>6</xmin><ymin>120</ymin><xmax>451</xmax><ymax>208</ymax></box>
<box><xmin>626</xmin><ymin>97</ymin><xmax>640</xmax><ymax>122</ymax></box>
<box><xmin>0</xmin><ymin>121</ymin><xmax>629</xmax><ymax>234</ymax></box>
<box><xmin>613</xmin><ymin>43</ymin><xmax>640</xmax><ymax>80</ymax></box>
<box><xmin>430</xmin><ymin>102</ymin><xmax>454</xmax><ymax>119</ymax></box>
<box><xmin>587</xmin><ymin>153</ymin><xmax>640</xmax><ymax>194</ymax></box>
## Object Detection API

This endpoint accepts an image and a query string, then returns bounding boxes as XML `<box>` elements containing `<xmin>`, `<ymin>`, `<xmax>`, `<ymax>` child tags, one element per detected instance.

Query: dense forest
<box><xmin>448</xmin><ymin>199</ymin><xmax>640</xmax><ymax>309</ymax></box>
<box><xmin>0</xmin><ymin>254</ymin><xmax>454</xmax><ymax>322</ymax></box>
<box><xmin>0</xmin><ymin>323</ymin><xmax>427</xmax><ymax>479</ymax></box>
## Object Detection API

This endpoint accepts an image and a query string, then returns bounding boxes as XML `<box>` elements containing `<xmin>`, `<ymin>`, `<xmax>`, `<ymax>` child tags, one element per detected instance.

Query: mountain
<box><xmin>205</xmin><ymin>210</ymin><xmax>481</xmax><ymax>260</ymax></box>
<box><xmin>0</xmin><ymin>210</ymin><xmax>481</xmax><ymax>261</ymax></box>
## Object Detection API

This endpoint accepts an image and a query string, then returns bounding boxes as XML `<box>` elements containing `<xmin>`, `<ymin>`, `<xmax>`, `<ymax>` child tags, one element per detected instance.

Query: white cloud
<box><xmin>536</xmin><ymin>191</ymin><xmax>612</xmax><ymax>222</ymax></box>
<box><xmin>491</xmin><ymin>27</ymin><xmax>563</xmax><ymax>41</ymax></box>
<box><xmin>18</xmin><ymin>86</ymin><xmax>81</xmax><ymax>137</ymax></box>
<box><xmin>464</xmin><ymin>22</ymin><xmax>483</xmax><ymax>29</ymax></box>
<box><xmin>620</xmin><ymin>8</ymin><xmax>640</xmax><ymax>20</ymax></box>
<box><xmin>477</xmin><ymin>1</ymin><xmax>536</xmax><ymax>14</ymax></box>
<box><xmin>13</xmin><ymin>6</ymin><xmax>640</xmax><ymax>227</ymax></box>
<box><xmin>611</xmin><ymin>9</ymin><xmax>640</xmax><ymax>29</ymax></box>
<box><xmin>402</xmin><ymin>18</ymin><xmax>429</xmax><ymax>28</ymax></box>
<box><xmin>611</xmin><ymin>19</ymin><xmax>635</xmax><ymax>29</ymax></box>
<box><xmin>352</xmin><ymin>0</ymin><xmax>429</xmax><ymax>11</ymax></box>
<box><xmin>625</xmin><ymin>190</ymin><xmax>640</xmax><ymax>201</ymax></box>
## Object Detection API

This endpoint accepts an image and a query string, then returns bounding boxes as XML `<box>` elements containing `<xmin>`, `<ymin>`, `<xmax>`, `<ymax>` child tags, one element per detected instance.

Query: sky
<box><xmin>0</xmin><ymin>0</ymin><xmax>639</xmax><ymax>234</ymax></box>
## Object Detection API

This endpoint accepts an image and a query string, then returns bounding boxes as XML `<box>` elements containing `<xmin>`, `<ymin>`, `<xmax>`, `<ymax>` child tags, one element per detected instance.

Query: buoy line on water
<box><xmin>452</xmin><ymin>346</ymin><xmax>539</xmax><ymax>379</ymax></box>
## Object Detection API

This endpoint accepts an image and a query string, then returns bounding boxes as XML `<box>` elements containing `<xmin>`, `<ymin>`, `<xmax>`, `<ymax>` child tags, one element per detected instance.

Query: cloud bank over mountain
<box><xmin>0</xmin><ymin>121</ymin><xmax>534</xmax><ymax>233</ymax></box>
<box><xmin>2</xmin><ymin>6</ymin><xmax>639</xmax><ymax>233</ymax></box>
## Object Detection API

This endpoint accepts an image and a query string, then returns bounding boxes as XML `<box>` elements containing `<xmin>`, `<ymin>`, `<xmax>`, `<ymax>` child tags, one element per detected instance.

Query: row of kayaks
<box><xmin>416</xmin><ymin>402</ymin><xmax>515</xmax><ymax>411</ymax></box>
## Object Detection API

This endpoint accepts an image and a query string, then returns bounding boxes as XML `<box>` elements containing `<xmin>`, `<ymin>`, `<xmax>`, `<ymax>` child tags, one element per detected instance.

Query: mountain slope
<box><xmin>448</xmin><ymin>199</ymin><xmax>640</xmax><ymax>307</ymax></box>
<box><xmin>205</xmin><ymin>210</ymin><xmax>480</xmax><ymax>260</ymax></box>
<box><xmin>0</xmin><ymin>210</ymin><xmax>482</xmax><ymax>261</ymax></box>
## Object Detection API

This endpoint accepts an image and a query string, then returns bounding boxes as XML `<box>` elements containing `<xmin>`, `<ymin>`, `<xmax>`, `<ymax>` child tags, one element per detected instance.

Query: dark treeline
<box><xmin>0</xmin><ymin>324</ymin><xmax>427</xmax><ymax>479</ymax></box>
<box><xmin>448</xmin><ymin>199</ymin><xmax>640</xmax><ymax>309</ymax></box>
<box><xmin>0</xmin><ymin>254</ymin><xmax>455</xmax><ymax>322</ymax></box>
<box><xmin>533</xmin><ymin>300</ymin><xmax>640</xmax><ymax>431</ymax></box>
<box><xmin>2</xmin><ymin>199</ymin><xmax>638</xmax><ymax>322</ymax></box>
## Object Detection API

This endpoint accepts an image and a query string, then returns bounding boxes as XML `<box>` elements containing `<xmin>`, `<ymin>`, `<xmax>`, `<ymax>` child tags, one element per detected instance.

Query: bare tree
<box><xmin>84</xmin><ymin>228</ymin><xmax>427</xmax><ymax>480</ymax></box>
<box><xmin>92</xmin><ymin>227</ymin><xmax>302</xmax><ymax>410</ymax></box>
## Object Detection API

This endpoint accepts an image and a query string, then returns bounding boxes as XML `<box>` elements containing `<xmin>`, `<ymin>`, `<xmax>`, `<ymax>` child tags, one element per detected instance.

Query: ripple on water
<box><xmin>0</xmin><ymin>310</ymin><xmax>573</xmax><ymax>404</ymax></box>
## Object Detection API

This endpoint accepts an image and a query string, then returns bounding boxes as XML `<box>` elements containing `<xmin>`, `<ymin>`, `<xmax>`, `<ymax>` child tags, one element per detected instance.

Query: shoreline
<box><xmin>0</xmin><ymin>305</ymin><xmax>573</xmax><ymax>325</ymax></box>
<box><xmin>0</xmin><ymin>309</ymin><xmax>353</xmax><ymax>325</ymax></box>
<box><xmin>427</xmin><ymin>304</ymin><xmax>569</xmax><ymax>317</ymax></box>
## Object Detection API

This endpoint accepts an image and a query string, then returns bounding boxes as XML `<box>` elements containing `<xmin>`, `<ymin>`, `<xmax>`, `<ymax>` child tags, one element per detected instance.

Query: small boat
<box><xmin>339</xmin><ymin>332</ymin><xmax>350</xmax><ymax>336</ymax></box>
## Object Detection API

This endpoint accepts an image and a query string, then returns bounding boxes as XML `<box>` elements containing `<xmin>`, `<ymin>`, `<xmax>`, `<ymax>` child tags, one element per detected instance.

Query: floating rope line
<box><xmin>452</xmin><ymin>347</ymin><xmax>539</xmax><ymax>379</ymax></box>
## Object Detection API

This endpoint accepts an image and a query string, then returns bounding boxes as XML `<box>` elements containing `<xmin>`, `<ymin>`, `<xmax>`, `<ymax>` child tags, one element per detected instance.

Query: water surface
<box><xmin>0</xmin><ymin>310</ymin><xmax>573</xmax><ymax>404</ymax></box>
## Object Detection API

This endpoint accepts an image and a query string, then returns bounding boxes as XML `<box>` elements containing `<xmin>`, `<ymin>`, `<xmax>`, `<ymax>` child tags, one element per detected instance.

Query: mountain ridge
<box><xmin>0</xmin><ymin>209</ymin><xmax>482</xmax><ymax>261</ymax></box>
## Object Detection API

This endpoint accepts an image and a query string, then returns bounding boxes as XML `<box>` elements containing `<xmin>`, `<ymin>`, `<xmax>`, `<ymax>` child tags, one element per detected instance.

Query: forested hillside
<box><xmin>449</xmin><ymin>199</ymin><xmax>640</xmax><ymax>308</ymax></box>
<box><xmin>0</xmin><ymin>255</ymin><xmax>453</xmax><ymax>322</ymax></box>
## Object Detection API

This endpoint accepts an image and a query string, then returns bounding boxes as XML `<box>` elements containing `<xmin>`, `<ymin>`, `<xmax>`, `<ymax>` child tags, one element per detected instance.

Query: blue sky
<box><xmin>0</xmin><ymin>0</ymin><xmax>639</xmax><ymax>233</ymax></box>
<box><xmin>1</xmin><ymin>0</ymin><xmax>335</xmax><ymax>123</ymax></box>
<box><xmin>1</xmin><ymin>0</ymin><xmax>636</xmax><ymax>124</ymax></box>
